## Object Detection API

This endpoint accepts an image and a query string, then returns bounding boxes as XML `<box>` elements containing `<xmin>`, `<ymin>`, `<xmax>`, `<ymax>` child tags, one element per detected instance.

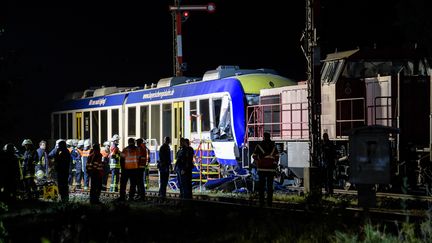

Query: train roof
<box><xmin>56</xmin><ymin>66</ymin><xmax>295</xmax><ymax>108</ymax></box>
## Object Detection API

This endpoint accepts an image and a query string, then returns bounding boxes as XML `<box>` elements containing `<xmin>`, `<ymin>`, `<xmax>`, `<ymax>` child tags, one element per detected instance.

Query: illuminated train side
<box><xmin>51</xmin><ymin>66</ymin><xmax>296</xmax><ymax>166</ymax></box>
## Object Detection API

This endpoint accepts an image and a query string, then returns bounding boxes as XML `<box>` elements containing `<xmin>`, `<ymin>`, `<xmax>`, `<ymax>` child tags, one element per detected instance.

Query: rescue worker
<box><xmin>75</xmin><ymin>140</ymin><xmax>84</xmax><ymax>189</ymax></box>
<box><xmin>136</xmin><ymin>138</ymin><xmax>147</xmax><ymax>200</ymax></box>
<box><xmin>118</xmin><ymin>138</ymin><xmax>142</xmax><ymax>201</ymax></box>
<box><xmin>87</xmin><ymin>143</ymin><xmax>104</xmax><ymax>204</ymax></box>
<box><xmin>54</xmin><ymin>140</ymin><xmax>71</xmax><ymax>202</ymax></box>
<box><xmin>22</xmin><ymin>139</ymin><xmax>38</xmax><ymax>199</ymax></box>
<box><xmin>252</xmin><ymin>132</ymin><xmax>279</xmax><ymax>207</ymax></box>
<box><xmin>80</xmin><ymin>139</ymin><xmax>91</xmax><ymax>190</ymax></box>
<box><xmin>322</xmin><ymin>133</ymin><xmax>336</xmax><ymax>195</ymax></box>
<box><xmin>175</xmin><ymin>138</ymin><xmax>194</xmax><ymax>199</ymax></box>
<box><xmin>101</xmin><ymin>141</ymin><xmax>111</xmax><ymax>191</ymax></box>
<box><xmin>66</xmin><ymin>139</ymin><xmax>79</xmax><ymax>187</ymax></box>
<box><xmin>1</xmin><ymin>143</ymin><xmax>20</xmax><ymax>202</ymax></box>
<box><xmin>36</xmin><ymin>140</ymin><xmax>49</xmax><ymax>180</ymax></box>
<box><xmin>109</xmin><ymin>135</ymin><xmax>121</xmax><ymax>192</ymax></box>
<box><xmin>184</xmin><ymin>139</ymin><xmax>195</xmax><ymax>199</ymax></box>
<box><xmin>157</xmin><ymin>137</ymin><xmax>172</xmax><ymax>198</ymax></box>
<box><xmin>48</xmin><ymin>139</ymin><xmax>64</xmax><ymax>180</ymax></box>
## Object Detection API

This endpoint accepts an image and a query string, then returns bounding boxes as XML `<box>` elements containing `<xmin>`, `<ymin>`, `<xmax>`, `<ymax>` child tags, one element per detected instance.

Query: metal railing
<box><xmin>246</xmin><ymin>102</ymin><xmax>309</xmax><ymax>140</ymax></box>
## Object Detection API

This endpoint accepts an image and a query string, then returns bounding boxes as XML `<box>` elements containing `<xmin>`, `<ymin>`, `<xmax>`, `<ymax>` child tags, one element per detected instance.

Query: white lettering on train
<box><xmin>89</xmin><ymin>98</ymin><xmax>107</xmax><ymax>106</ymax></box>
<box><xmin>142</xmin><ymin>89</ymin><xmax>175</xmax><ymax>100</ymax></box>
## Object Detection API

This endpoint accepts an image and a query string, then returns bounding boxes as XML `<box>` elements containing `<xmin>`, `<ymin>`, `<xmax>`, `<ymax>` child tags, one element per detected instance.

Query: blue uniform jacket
<box><xmin>36</xmin><ymin>148</ymin><xmax>49</xmax><ymax>173</ymax></box>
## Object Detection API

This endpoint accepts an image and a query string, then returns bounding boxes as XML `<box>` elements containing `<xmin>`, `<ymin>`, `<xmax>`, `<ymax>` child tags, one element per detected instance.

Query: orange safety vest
<box><xmin>122</xmin><ymin>147</ymin><xmax>139</xmax><ymax>170</ymax></box>
<box><xmin>138</xmin><ymin>144</ymin><xmax>148</xmax><ymax>168</ymax></box>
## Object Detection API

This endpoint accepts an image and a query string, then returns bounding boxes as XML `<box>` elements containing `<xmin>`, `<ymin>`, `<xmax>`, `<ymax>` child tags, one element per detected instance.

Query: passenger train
<box><xmin>51</xmin><ymin>66</ymin><xmax>295</xmax><ymax>166</ymax></box>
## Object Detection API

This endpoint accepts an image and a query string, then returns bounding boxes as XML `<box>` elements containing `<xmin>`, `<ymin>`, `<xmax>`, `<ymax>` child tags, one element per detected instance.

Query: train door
<box><xmin>173</xmin><ymin>102</ymin><xmax>184</xmax><ymax>158</ymax></box>
<box><xmin>76</xmin><ymin>112</ymin><xmax>83</xmax><ymax>140</ymax></box>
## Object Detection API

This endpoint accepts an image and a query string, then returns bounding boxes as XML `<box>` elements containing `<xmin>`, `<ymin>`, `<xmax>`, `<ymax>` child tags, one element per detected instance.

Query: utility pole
<box><xmin>302</xmin><ymin>0</ymin><xmax>322</xmax><ymax>194</ymax></box>
<box><xmin>169</xmin><ymin>1</ymin><xmax>216</xmax><ymax>77</ymax></box>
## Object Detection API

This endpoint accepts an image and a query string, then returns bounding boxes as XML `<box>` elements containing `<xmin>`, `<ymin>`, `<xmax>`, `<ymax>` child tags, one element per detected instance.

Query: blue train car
<box><xmin>51</xmin><ymin>66</ymin><xmax>296</xmax><ymax>166</ymax></box>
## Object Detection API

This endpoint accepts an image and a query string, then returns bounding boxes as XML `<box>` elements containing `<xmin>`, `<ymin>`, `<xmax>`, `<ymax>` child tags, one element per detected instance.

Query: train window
<box><xmin>128</xmin><ymin>107</ymin><xmax>136</xmax><ymax>137</ymax></box>
<box><xmin>112</xmin><ymin>109</ymin><xmax>119</xmax><ymax>136</ymax></box>
<box><xmin>53</xmin><ymin>114</ymin><xmax>59</xmax><ymax>139</ymax></box>
<box><xmin>140</xmin><ymin>106</ymin><xmax>149</xmax><ymax>140</ymax></box>
<box><xmin>190</xmin><ymin>101</ymin><xmax>197</xmax><ymax>133</ymax></box>
<box><xmin>60</xmin><ymin>113</ymin><xmax>67</xmax><ymax>139</ymax></box>
<box><xmin>261</xmin><ymin>95</ymin><xmax>280</xmax><ymax>136</ymax></box>
<box><xmin>321</xmin><ymin>60</ymin><xmax>344</xmax><ymax>83</ymax></box>
<box><xmin>213</xmin><ymin>99</ymin><xmax>222</xmax><ymax>128</ymax></box>
<box><xmin>84</xmin><ymin>112</ymin><xmax>90</xmax><ymax>139</ymax></box>
<box><xmin>101</xmin><ymin>110</ymin><xmax>108</xmax><ymax>143</ymax></box>
<box><xmin>200</xmin><ymin>99</ymin><xmax>210</xmax><ymax>132</ymax></box>
<box><xmin>92</xmin><ymin>111</ymin><xmax>99</xmax><ymax>144</ymax></box>
<box><xmin>67</xmin><ymin>113</ymin><xmax>73</xmax><ymax>139</ymax></box>
<box><xmin>261</xmin><ymin>95</ymin><xmax>280</xmax><ymax>105</ymax></box>
<box><xmin>162</xmin><ymin>104</ymin><xmax>172</xmax><ymax>141</ymax></box>
<box><xmin>151</xmin><ymin>104</ymin><xmax>161</xmax><ymax>145</ymax></box>
<box><xmin>246</xmin><ymin>94</ymin><xmax>259</xmax><ymax>105</ymax></box>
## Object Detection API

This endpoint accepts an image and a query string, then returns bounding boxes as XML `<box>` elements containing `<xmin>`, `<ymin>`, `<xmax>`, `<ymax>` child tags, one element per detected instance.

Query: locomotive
<box><xmin>245</xmin><ymin>48</ymin><xmax>432</xmax><ymax>193</ymax></box>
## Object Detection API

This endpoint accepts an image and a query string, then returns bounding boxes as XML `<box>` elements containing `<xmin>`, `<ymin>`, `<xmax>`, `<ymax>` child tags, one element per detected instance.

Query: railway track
<box><xmin>287</xmin><ymin>186</ymin><xmax>432</xmax><ymax>201</ymax></box>
<box><xmin>68</xmin><ymin>188</ymin><xmax>429</xmax><ymax>223</ymax></box>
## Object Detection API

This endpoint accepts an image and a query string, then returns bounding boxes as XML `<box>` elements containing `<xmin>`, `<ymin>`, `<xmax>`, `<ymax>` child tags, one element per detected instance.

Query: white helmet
<box><xmin>22</xmin><ymin>139</ymin><xmax>33</xmax><ymax>146</ymax></box>
<box><xmin>35</xmin><ymin>170</ymin><xmax>45</xmax><ymax>180</ymax></box>
<box><xmin>84</xmin><ymin>139</ymin><xmax>91</xmax><ymax>147</ymax></box>
<box><xmin>56</xmin><ymin>139</ymin><xmax>64</xmax><ymax>145</ymax></box>
<box><xmin>72</xmin><ymin>139</ymin><xmax>79</xmax><ymax>147</ymax></box>
<box><xmin>103</xmin><ymin>141</ymin><xmax>110</xmax><ymax>146</ymax></box>
<box><xmin>111</xmin><ymin>134</ymin><xmax>120</xmax><ymax>141</ymax></box>
<box><xmin>66</xmin><ymin>139</ymin><xmax>73</xmax><ymax>146</ymax></box>
<box><xmin>77</xmin><ymin>140</ymin><xmax>85</xmax><ymax>147</ymax></box>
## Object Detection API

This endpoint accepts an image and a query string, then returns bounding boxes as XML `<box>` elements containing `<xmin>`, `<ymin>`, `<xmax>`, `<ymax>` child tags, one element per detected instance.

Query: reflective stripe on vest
<box><xmin>81</xmin><ymin>150</ymin><xmax>90</xmax><ymax>157</ymax></box>
<box><xmin>138</xmin><ymin>144</ymin><xmax>148</xmax><ymax>168</ymax></box>
<box><xmin>124</xmin><ymin>148</ymin><xmax>139</xmax><ymax>170</ymax></box>
<box><xmin>255</xmin><ymin>144</ymin><xmax>277</xmax><ymax>172</ymax></box>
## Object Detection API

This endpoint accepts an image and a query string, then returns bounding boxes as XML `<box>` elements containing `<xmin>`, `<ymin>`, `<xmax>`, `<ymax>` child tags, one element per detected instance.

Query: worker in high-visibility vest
<box><xmin>79</xmin><ymin>139</ymin><xmax>91</xmax><ymax>190</ymax></box>
<box><xmin>252</xmin><ymin>132</ymin><xmax>279</xmax><ymax>207</ymax></box>
<box><xmin>101</xmin><ymin>141</ymin><xmax>111</xmax><ymax>191</ymax></box>
<box><xmin>117</xmin><ymin>138</ymin><xmax>143</xmax><ymax>201</ymax></box>
<box><xmin>136</xmin><ymin>138</ymin><xmax>148</xmax><ymax>200</ymax></box>
<box><xmin>109</xmin><ymin>134</ymin><xmax>121</xmax><ymax>192</ymax></box>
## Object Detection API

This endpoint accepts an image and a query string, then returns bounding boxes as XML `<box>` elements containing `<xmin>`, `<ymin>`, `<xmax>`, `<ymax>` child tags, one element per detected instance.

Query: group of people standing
<box><xmin>0</xmin><ymin>134</ymin><xmax>198</xmax><ymax>204</ymax></box>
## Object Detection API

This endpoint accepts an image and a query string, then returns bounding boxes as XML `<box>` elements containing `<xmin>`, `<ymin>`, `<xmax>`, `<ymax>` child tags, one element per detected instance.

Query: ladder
<box><xmin>192</xmin><ymin>140</ymin><xmax>220</xmax><ymax>190</ymax></box>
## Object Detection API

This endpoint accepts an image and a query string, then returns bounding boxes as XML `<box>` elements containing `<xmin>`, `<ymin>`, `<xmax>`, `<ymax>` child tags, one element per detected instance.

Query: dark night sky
<box><xmin>1</xmin><ymin>0</ymin><xmax>430</xmax><ymax>144</ymax></box>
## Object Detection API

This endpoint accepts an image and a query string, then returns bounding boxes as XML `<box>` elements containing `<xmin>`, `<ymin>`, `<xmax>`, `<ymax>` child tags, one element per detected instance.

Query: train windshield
<box><xmin>211</xmin><ymin>96</ymin><xmax>233</xmax><ymax>141</ymax></box>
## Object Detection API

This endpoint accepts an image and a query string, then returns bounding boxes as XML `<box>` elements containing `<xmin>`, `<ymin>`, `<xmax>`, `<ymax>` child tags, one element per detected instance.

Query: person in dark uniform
<box><xmin>158</xmin><ymin>137</ymin><xmax>172</xmax><ymax>198</ymax></box>
<box><xmin>55</xmin><ymin>140</ymin><xmax>71</xmax><ymax>202</ymax></box>
<box><xmin>87</xmin><ymin>144</ymin><xmax>104</xmax><ymax>204</ymax></box>
<box><xmin>22</xmin><ymin>139</ymin><xmax>38</xmax><ymax>200</ymax></box>
<box><xmin>183</xmin><ymin>139</ymin><xmax>195</xmax><ymax>199</ymax></box>
<box><xmin>322</xmin><ymin>133</ymin><xmax>336</xmax><ymax>195</ymax></box>
<box><xmin>175</xmin><ymin>138</ymin><xmax>187</xmax><ymax>199</ymax></box>
<box><xmin>252</xmin><ymin>132</ymin><xmax>279</xmax><ymax>207</ymax></box>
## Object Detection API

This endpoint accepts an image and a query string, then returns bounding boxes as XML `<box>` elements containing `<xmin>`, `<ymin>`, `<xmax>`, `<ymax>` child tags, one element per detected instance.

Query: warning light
<box><xmin>181</xmin><ymin>11</ymin><xmax>190</xmax><ymax>22</ymax></box>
